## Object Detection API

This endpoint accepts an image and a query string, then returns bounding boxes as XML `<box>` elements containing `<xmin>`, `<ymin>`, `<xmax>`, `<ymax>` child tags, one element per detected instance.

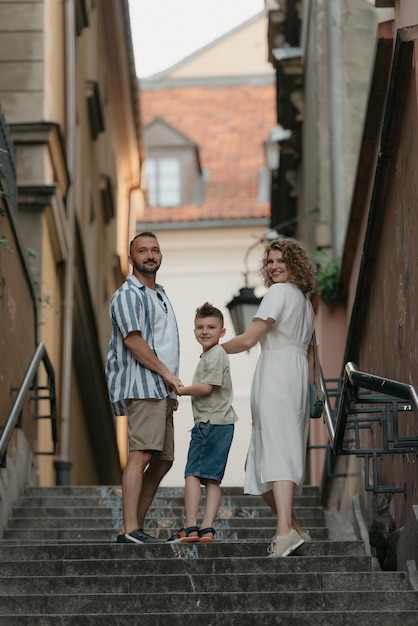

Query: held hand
<box><xmin>164</xmin><ymin>372</ymin><xmax>183</xmax><ymax>395</ymax></box>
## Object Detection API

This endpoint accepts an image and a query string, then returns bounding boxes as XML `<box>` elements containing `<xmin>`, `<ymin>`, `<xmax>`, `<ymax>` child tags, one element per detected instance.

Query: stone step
<box><xmin>0</xmin><ymin>590</ymin><xmax>417</xmax><ymax>615</ymax></box>
<box><xmin>5</xmin><ymin>514</ymin><xmax>326</xmax><ymax>530</ymax></box>
<box><xmin>9</xmin><ymin>505</ymin><xmax>325</xmax><ymax>519</ymax></box>
<box><xmin>13</xmin><ymin>494</ymin><xmax>321</xmax><ymax>508</ymax></box>
<box><xmin>21</xmin><ymin>485</ymin><xmax>321</xmax><ymax>497</ymax></box>
<box><xmin>0</xmin><ymin>554</ymin><xmax>373</xmax><ymax>575</ymax></box>
<box><xmin>0</xmin><ymin>519</ymin><xmax>353</xmax><ymax>544</ymax></box>
<box><xmin>0</xmin><ymin>571</ymin><xmax>411</xmax><ymax>594</ymax></box>
<box><xmin>2</xmin><ymin>484</ymin><xmax>417</xmax><ymax>624</ymax></box>
<box><xmin>2</xmin><ymin>611</ymin><xmax>418</xmax><ymax>626</ymax></box>
<box><xmin>0</xmin><ymin>541</ymin><xmax>368</xmax><ymax>559</ymax></box>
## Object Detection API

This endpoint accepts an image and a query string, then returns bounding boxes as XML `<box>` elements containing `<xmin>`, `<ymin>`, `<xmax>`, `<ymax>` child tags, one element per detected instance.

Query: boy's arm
<box><xmin>178</xmin><ymin>383</ymin><xmax>213</xmax><ymax>397</ymax></box>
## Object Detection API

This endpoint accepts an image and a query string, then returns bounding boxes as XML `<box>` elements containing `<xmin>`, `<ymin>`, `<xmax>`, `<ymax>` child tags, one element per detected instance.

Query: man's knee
<box><xmin>126</xmin><ymin>449</ymin><xmax>153</xmax><ymax>470</ymax></box>
<box><xmin>148</xmin><ymin>459</ymin><xmax>173</xmax><ymax>480</ymax></box>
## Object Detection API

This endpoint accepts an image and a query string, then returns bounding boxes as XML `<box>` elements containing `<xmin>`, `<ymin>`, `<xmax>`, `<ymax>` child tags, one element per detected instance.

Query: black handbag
<box><xmin>310</xmin><ymin>331</ymin><xmax>324</xmax><ymax>419</ymax></box>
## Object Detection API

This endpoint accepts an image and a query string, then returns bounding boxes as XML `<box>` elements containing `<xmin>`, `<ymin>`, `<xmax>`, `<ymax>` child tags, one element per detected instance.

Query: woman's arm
<box><xmin>222</xmin><ymin>318</ymin><xmax>274</xmax><ymax>354</ymax></box>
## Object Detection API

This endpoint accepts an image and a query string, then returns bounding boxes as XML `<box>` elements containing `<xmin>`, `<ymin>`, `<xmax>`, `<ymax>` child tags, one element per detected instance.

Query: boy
<box><xmin>168</xmin><ymin>302</ymin><xmax>237</xmax><ymax>543</ymax></box>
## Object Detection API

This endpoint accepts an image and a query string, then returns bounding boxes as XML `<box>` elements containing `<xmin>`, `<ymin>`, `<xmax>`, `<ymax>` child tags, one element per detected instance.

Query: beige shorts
<box><xmin>126</xmin><ymin>397</ymin><xmax>175</xmax><ymax>461</ymax></box>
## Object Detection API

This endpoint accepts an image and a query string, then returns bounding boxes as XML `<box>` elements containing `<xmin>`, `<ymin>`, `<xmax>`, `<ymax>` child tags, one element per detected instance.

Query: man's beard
<box><xmin>132</xmin><ymin>259</ymin><xmax>160</xmax><ymax>275</ymax></box>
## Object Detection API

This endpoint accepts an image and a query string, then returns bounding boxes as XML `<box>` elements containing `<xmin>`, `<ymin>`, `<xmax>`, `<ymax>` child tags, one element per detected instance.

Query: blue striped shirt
<box><xmin>105</xmin><ymin>274</ymin><xmax>180</xmax><ymax>415</ymax></box>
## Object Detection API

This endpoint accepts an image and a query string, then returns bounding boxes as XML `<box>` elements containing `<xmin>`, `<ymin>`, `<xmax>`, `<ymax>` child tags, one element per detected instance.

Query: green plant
<box><xmin>313</xmin><ymin>250</ymin><xmax>341</xmax><ymax>303</ymax></box>
<box><xmin>0</xmin><ymin>235</ymin><xmax>10</xmax><ymax>251</ymax></box>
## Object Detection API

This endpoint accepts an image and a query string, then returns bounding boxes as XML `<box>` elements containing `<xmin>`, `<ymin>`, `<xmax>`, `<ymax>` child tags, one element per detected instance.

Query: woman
<box><xmin>222</xmin><ymin>237</ymin><xmax>316</xmax><ymax>557</ymax></box>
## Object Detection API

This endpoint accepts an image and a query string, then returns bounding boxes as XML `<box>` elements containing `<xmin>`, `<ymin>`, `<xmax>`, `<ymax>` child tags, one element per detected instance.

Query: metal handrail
<box><xmin>0</xmin><ymin>343</ymin><xmax>57</xmax><ymax>466</ymax></box>
<box><xmin>333</xmin><ymin>362</ymin><xmax>418</xmax><ymax>455</ymax></box>
<box><xmin>320</xmin><ymin>366</ymin><xmax>335</xmax><ymax>444</ymax></box>
<box><xmin>318</xmin><ymin>362</ymin><xmax>418</xmax><ymax>493</ymax></box>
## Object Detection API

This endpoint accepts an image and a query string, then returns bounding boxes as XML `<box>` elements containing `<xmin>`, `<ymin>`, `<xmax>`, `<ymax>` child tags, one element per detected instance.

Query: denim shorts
<box><xmin>184</xmin><ymin>421</ymin><xmax>234</xmax><ymax>484</ymax></box>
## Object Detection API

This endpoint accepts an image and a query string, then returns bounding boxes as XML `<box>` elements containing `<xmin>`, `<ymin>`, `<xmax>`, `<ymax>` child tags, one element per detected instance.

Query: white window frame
<box><xmin>146</xmin><ymin>156</ymin><xmax>181</xmax><ymax>207</ymax></box>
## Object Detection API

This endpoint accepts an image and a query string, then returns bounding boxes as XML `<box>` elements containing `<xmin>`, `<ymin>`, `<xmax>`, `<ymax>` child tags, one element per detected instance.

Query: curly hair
<box><xmin>259</xmin><ymin>238</ymin><xmax>316</xmax><ymax>295</ymax></box>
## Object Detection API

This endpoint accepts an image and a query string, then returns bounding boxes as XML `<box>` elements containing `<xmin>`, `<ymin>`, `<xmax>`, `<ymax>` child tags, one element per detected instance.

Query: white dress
<box><xmin>244</xmin><ymin>283</ymin><xmax>315</xmax><ymax>496</ymax></box>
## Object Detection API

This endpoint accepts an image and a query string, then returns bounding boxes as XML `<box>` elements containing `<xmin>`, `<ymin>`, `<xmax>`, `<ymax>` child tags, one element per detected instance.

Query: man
<box><xmin>106</xmin><ymin>231</ymin><xmax>182</xmax><ymax>544</ymax></box>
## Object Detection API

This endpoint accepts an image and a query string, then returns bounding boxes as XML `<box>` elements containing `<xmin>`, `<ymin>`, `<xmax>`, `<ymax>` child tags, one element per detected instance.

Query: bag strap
<box><xmin>312</xmin><ymin>330</ymin><xmax>324</xmax><ymax>401</ymax></box>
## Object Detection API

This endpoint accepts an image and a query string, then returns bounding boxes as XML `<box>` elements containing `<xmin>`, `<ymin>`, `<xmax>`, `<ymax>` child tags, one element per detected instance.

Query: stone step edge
<box><xmin>0</xmin><ymin>572</ymin><xmax>407</xmax><ymax>586</ymax></box>
<box><xmin>2</xmin><ymin>611</ymin><xmax>417</xmax><ymax>626</ymax></box>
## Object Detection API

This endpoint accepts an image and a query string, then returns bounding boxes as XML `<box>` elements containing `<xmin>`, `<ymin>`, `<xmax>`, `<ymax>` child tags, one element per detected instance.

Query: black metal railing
<box><xmin>319</xmin><ymin>362</ymin><xmax>418</xmax><ymax>493</ymax></box>
<box><xmin>0</xmin><ymin>343</ymin><xmax>58</xmax><ymax>468</ymax></box>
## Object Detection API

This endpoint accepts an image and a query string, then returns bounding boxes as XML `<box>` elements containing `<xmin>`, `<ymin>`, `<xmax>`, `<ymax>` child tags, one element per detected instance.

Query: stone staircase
<box><xmin>0</xmin><ymin>485</ymin><xmax>417</xmax><ymax>624</ymax></box>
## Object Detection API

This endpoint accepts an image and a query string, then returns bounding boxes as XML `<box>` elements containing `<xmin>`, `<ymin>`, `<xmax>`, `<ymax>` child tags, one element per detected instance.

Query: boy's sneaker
<box><xmin>116</xmin><ymin>529</ymin><xmax>162</xmax><ymax>544</ymax></box>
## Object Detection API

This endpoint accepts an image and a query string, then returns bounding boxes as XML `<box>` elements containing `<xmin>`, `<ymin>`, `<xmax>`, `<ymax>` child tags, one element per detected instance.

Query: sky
<box><xmin>128</xmin><ymin>0</ymin><xmax>265</xmax><ymax>78</ymax></box>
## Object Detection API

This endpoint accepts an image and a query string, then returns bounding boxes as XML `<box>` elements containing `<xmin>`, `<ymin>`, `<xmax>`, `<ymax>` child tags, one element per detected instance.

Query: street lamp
<box><xmin>226</xmin><ymin>229</ymin><xmax>281</xmax><ymax>336</ymax></box>
<box><xmin>226</xmin><ymin>286</ymin><xmax>262</xmax><ymax>338</ymax></box>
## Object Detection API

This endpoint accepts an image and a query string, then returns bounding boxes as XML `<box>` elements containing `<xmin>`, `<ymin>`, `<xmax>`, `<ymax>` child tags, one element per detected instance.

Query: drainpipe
<box><xmin>327</xmin><ymin>0</ymin><xmax>346</xmax><ymax>257</ymax></box>
<box><xmin>54</xmin><ymin>0</ymin><xmax>76</xmax><ymax>485</ymax></box>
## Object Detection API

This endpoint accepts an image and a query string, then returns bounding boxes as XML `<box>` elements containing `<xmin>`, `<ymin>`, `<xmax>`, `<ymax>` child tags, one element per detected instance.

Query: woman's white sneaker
<box><xmin>267</xmin><ymin>529</ymin><xmax>305</xmax><ymax>557</ymax></box>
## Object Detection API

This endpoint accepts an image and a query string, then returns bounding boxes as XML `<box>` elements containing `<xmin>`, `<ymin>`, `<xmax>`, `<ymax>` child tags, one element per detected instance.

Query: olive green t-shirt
<box><xmin>191</xmin><ymin>344</ymin><xmax>238</xmax><ymax>425</ymax></box>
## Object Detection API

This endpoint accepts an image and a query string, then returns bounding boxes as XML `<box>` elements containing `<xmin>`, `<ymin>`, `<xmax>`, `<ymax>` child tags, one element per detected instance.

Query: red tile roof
<box><xmin>140</xmin><ymin>83</ymin><xmax>276</xmax><ymax>223</ymax></box>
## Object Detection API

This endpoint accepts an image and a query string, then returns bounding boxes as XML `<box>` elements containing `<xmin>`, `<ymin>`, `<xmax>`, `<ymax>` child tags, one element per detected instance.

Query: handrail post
<box><xmin>0</xmin><ymin>343</ymin><xmax>45</xmax><ymax>463</ymax></box>
<box><xmin>320</xmin><ymin>366</ymin><xmax>335</xmax><ymax>443</ymax></box>
<box><xmin>0</xmin><ymin>342</ymin><xmax>58</xmax><ymax>470</ymax></box>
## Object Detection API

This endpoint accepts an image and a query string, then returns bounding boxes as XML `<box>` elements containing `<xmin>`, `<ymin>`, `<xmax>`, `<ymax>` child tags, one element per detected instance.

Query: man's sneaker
<box><xmin>167</xmin><ymin>526</ymin><xmax>200</xmax><ymax>543</ymax></box>
<box><xmin>267</xmin><ymin>529</ymin><xmax>305</xmax><ymax>558</ymax></box>
<box><xmin>116</xmin><ymin>529</ymin><xmax>162</xmax><ymax>544</ymax></box>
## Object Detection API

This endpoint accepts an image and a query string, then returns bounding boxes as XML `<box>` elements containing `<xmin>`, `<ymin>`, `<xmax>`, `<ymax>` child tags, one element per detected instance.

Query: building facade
<box><xmin>0</xmin><ymin>0</ymin><xmax>145</xmax><ymax>512</ymax></box>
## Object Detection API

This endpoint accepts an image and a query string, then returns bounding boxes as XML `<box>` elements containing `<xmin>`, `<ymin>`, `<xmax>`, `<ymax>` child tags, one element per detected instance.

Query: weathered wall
<box><xmin>0</xmin><ymin>431</ymin><xmax>37</xmax><ymax>537</ymax></box>
<box><xmin>0</xmin><ymin>0</ymin><xmax>141</xmax><ymax>486</ymax></box>
<box><xmin>301</xmin><ymin>0</ymin><xmax>392</xmax><ymax>253</ymax></box>
<box><xmin>0</xmin><ymin>160</ymin><xmax>39</xmax><ymax>528</ymax></box>
<box><xmin>0</xmin><ymin>198</ymin><xmax>38</xmax><ymax>450</ymax></box>
<box><xmin>359</xmin><ymin>39</ymin><xmax>418</xmax><ymax>526</ymax></box>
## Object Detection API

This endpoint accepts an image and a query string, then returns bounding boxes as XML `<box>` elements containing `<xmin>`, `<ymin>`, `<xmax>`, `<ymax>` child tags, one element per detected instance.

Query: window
<box><xmin>85</xmin><ymin>81</ymin><xmax>105</xmax><ymax>141</ymax></box>
<box><xmin>75</xmin><ymin>0</ymin><xmax>89</xmax><ymax>36</ymax></box>
<box><xmin>147</xmin><ymin>157</ymin><xmax>181</xmax><ymax>207</ymax></box>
